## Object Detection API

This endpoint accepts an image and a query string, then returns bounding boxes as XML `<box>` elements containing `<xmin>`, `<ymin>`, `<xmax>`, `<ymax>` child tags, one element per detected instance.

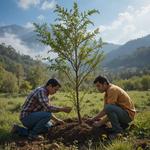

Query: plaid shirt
<box><xmin>20</xmin><ymin>86</ymin><xmax>59</xmax><ymax>119</ymax></box>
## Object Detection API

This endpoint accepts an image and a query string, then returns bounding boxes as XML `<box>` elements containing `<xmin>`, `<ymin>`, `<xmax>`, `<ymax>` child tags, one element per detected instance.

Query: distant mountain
<box><xmin>105</xmin><ymin>46</ymin><xmax>150</xmax><ymax>69</ymax></box>
<box><xmin>103</xmin><ymin>34</ymin><xmax>150</xmax><ymax>65</ymax></box>
<box><xmin>101</xmin><ymin>43</ymin><xmax>121</xmax><ymax>54</ymax></box>
<box><xmin>0</xmin><ymin>24</ymin><xmax>26</xmax><ymax>36</ymax></box>
<box><xmin>0</xmin><ymin>24</ymin><xmax>120</xmax><ymax>56</ymax></box>
<box><xmin>1</xmin><ymin>24</ymin><xmax>150</xmax><ymax>71</ymax></box>
<box><xmin>0</xmin><ymin>24</ymin><xmax>45</xmax><ymax>55</ymax></box>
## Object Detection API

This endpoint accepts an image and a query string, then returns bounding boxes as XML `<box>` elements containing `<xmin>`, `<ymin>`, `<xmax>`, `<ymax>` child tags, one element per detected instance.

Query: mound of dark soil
<box><xmin>48</xmin><ymin>118</ymin><xmax>109</xmax><ymax>144</ymax></box>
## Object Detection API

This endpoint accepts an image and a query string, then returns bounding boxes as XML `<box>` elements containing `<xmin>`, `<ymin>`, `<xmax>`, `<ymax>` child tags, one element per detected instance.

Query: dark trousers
<box><xmin>17</xmin><ymin>112</ymin><xmax>52</xmax><ymax>137</ymax></box>
<box><xmin>104</xmin><ymin>104</ymin><xmax>132</xmax><ymax>133</ymax></box>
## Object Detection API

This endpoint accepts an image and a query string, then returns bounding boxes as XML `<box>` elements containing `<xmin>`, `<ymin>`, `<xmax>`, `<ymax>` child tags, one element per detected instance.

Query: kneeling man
<box><xmin>88</xmin><ymin>76</ymin><xmax>136</xmax><ymax>137</ymax></box>
<box><xmin>11</xmin><ymin>78</ymin><xmax>72</xmax><ymax>140</ymax></box>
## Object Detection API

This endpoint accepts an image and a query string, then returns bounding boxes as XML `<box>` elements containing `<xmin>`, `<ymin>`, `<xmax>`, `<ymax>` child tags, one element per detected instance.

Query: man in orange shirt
<box><xmin>88</xmin><ymin>76</ymin><xmax>136</xmax><ymax>137</ymax></box>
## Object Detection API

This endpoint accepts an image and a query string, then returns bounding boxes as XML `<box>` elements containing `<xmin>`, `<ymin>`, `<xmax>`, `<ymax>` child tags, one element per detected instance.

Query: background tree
<box><xmin>27</xmin><ymin>62</ymin><xmax>49</xmax><ymax>88</ymax></box>
<box><xmin>15</xmin><ymin>63</ymin><xmax>24</xmax><ymax>88</ymax></box>
<box><xmin>20</xmin><ymin>80</ymin><xmax>32</xmax><ymax>94</ymax></box>
<box><xmin>0</xmin><ymin>66</ymin><xmax>18</xmax><ymax>93</ymax></box>
<box><xmin>34</xmin><ymin>2</ymin><xmax>103</xmax><ymax>124</ymax></box>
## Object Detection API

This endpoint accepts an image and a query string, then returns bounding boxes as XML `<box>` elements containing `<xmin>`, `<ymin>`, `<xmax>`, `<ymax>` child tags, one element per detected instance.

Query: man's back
<box><xmin>104</xmin><ymin>84</ymin><xmax>136</xmax><ymax>120</ymax></box>
<box><xmin>20</xmin><ymin>87</ymin><xmax>49</xmax><ymax>119</ymax></box>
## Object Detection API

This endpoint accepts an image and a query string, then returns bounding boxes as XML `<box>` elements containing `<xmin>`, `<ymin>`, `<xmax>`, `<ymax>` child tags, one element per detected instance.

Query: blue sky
<box><xmin>0</xmin><ymin>0</ymin><xmax>150</xmax><ymax>44</ymax></box>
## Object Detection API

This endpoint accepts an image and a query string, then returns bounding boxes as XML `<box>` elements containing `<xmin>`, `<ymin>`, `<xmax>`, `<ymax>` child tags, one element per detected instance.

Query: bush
<box><xmin>115</xmin><ymin>75</ymin><xmax>150</xmax><ymax>91</ymax></box>
<box><xmin>20</xmin><ymin>80</ymin><xmax>32</xmax><ymax>94</ymax></box>
<box><xmin>0</xmin><ymin>66</ymin><xmax>18</xmax><ymax>93</ymax></box>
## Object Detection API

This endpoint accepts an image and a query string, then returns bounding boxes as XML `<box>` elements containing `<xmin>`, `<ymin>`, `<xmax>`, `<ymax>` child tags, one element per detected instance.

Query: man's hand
<box><xmin>61</xmin><ymin>107</ymin><xmax>72</xmax><ymax>113</ymax></box>
<box><xmin>86</xmin><ymin>118</ymin><xmax>94</xmax><ymax>123</ymax></box>
<box><xmin>86</xmin><ymin>117</ymin><xmax>98</xmax><ymax>123</ymax></box>
<box><xmin>93</xmin><ymin>120</ymin><xmax>102</xmax><ymax>127</ymax></box>
<box><xmin>57</xmin><ymin>119</ymin><xmax>65</xmax><ymax>125</ymax></box>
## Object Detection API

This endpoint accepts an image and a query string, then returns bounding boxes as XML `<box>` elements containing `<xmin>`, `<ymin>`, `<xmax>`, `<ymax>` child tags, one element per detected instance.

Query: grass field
<box><xmin>0</xmin><ymin>91</ymin><xmax>150</xmax><ymax>149</ymax></box>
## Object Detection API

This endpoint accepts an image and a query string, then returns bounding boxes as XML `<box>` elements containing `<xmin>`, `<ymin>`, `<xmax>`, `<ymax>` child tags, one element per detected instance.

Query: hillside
<box><xmin>0</xmin><ymin>43</ymin><xmax>39</xmax><ymax>74</ymax></box>
<box><xmin>103</xmin><ymin>34</ymin><xmax>150</xmax><ymax>65</ymax></box>
<box><xmin>0</xmin><ymin>24</ymin><xmax>150</xmax><ymax>77</ymax></box>
<box><xmin>0</xmin><ymin>43</ymin><xmax>51</xmax><ymax>93</ymax></box>
<box><xmin>101</xmin><ymin>42</ymin><xmax>121</xmax><ymax>54</ymax></box>
<box><xmin>105</xmin><ymin>47</ymin><xmax>150</xmax><ymax>69</ymax></box>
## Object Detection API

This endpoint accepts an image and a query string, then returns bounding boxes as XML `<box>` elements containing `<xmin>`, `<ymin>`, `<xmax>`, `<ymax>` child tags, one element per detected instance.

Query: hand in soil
<box><xmin>57</xmin><ymin>119</ymin><xmax>65</xmax><ymax>125</ymax></box>
<box><xmin>86</xmin><ymin>118</ymin><xmax>94</xmax><ymax>123</ymax></box>
<box><xmin>93</xmin><ymin>120</ymin><xmax>102</xmax><ymax>127</ymax></box>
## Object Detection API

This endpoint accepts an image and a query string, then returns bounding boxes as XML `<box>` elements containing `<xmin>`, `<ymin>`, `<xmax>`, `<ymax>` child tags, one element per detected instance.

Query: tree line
<box><xmin>114</xmin><ymin>75</ymin><xmax>150</xmax><ymax>91</ymax></box>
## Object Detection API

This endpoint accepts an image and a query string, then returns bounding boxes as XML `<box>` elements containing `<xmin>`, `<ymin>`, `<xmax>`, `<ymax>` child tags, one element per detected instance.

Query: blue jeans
<box><xmin>104</xmin><ymin>104</ymin><xmax>132</xmax><ymax>133</ymax></box>
<box><xmin>16</xmin><ymin>112</ymin><xmax>52</xmax><ymax>137</ymax></box>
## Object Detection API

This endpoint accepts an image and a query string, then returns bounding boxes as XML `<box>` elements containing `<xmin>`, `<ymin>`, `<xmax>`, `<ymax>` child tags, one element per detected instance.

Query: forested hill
<box><xmin>0</xmin><ymin>44</ymin><xmax>50</xmax><ymax>93</ymax></box>
<box><xmin>0</xmin><ymin>43</ymin><xmax>38</xmax><ymax>74</ymax></box>
<box><xmin>103</xmin><ymin>34</ymin><xmax>150</xmax><ymax>65</ymax></box>
<box><xmin>105</xmin><ymin>46</ymin><xmax>150</xmax><ymax>69</ymax></box>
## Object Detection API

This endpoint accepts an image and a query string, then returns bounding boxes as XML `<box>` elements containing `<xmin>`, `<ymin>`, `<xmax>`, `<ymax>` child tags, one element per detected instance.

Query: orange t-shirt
<box><xmin>104</xmin><ymin>84</ymin><xmax>136</xmax><ymax>120</ymax></box>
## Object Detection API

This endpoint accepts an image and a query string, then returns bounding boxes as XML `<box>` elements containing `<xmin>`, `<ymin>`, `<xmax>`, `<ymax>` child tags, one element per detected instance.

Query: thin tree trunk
<box><xmin>75</xmin><ymin>39</ymin><xmax>82</xmax><ymax>124</ymax></box>
<box><xmin>75</xmin><ymin>80</ymin><xmax>82</xmax><ymax>124</ymax></box>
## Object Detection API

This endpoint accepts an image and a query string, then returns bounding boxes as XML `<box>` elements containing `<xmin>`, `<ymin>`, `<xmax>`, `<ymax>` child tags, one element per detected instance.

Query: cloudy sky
<box><xmin>0</xmin><ymin>0</ymin><xmax>150</xmax><ymax>57</ymax></box>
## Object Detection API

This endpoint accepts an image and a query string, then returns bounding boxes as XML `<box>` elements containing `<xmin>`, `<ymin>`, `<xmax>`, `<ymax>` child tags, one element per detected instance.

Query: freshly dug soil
<box><xmin>48</xmin><ymin>118</ymin><xmax>109</xmax><ymax>144</ymax></box>
<box><xmin>1</xmin><ymin>118</ymin><xmax>150</xmax><ymax>150</ymax></box>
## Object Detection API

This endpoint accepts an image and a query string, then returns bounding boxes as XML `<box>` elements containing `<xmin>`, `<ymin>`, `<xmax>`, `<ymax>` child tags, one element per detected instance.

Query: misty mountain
<box><xmin>0</xmin><ymin>24</ymin><xmax>120</xmax><ymax>56</ymax></box>
<box><xmin>0</xmin><ymin>24</ymin><xmax>26</xmax><ymax>36</ymax></box>
<box><xmin>0</xmin><ymin>24</ymin><xmax>150</xmax><ymax>71</ymax></box>
<box><xmin>105</xmin><ymin>46</ymin><xmax>150</xmax><ymax>69</ymax></box>
<box><xmin>0</xmin><ymin>24</ymin><xmax>45</xmax><ymax>55</ymax></box>
<box><xmin>103</xmin><ymin>34</ymin><xmax>150</xmax><ymax>65</ymax></box>
<box><xmin>101</xmin><ymin>42</ymin><xmax>121</xmax><ymax>54</ymax></box>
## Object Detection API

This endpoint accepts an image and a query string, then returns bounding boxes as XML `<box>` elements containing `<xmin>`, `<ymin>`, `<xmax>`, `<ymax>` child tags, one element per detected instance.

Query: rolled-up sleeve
<box><xmin>37</xmin><ymin>90</ymin><xmax>60</xmax><ymax>112</ymax></box>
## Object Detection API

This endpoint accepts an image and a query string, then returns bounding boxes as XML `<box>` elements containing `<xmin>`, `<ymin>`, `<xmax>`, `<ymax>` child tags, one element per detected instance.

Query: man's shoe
<box><xmin>108</xmin><ymin>132</ymin><xmax>123</xmax><ymax>140</ymax></box>
<box><xmin>28</xmin><ymin>134</ymin><xmax>44</xmax><ymax>141</ymax></box>
<box><xmin>10</xmin><ymin>124</ymin><xmax>19</xmax><ymax>134</ymax></box>
<box><xmin>121</xmin><ymin>123</ymin><xmax>129</xmax><ymax>129</ymax></box>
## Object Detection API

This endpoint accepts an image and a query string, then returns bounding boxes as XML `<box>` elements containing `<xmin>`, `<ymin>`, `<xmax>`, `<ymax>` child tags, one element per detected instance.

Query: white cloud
<box><xmin>99</xmin><ymin>3</ymin><xmax>150</xmax><ymax>44</ymax></box>
<box><xmin>0</xmin><ymin>33</ymin><xmax>31</xmax><ymax>54</ymax></box>
<box><xmin>18</xmin><ymin>0</ymin><xmax>40</xmax><ymax>10</ymax></box>
<box><xmin>37</xmin><ymin>15</ymin><xmax>45</xmax><ymax>21</ymax></box>
<box><xmin>41</xmin><ymin>0</ymin><xmax>56</xmax><ymax>10</ymax></box>
<box><xmin>0</xmin><ymin>32</ymin><xmax>55</xmax><ymax>59</ymax></box>
<box><xmin>34</xmin><ymin>46</ymin><xmax>57</xmax><ymax>61</ymax></box>
<box><xmin>24</xmin><ymin>22</ymin><xmax>35</xmax><ymax>29</ymax></box>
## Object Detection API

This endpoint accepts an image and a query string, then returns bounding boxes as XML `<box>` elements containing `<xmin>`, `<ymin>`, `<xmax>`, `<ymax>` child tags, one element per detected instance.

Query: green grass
<box><xmin>0</xmin><ymin>91</ymin><xmax>149</xmax><ymax>147</ymax></box>
<box><xmin>104</xmin><ymin>139</ymin><xmax>133</xmax><ymax>150</ymax></box>
<box><xmin>128</xmin><ymin>91</ymin><xmax>150</xmax><ymax>111</ymax></box>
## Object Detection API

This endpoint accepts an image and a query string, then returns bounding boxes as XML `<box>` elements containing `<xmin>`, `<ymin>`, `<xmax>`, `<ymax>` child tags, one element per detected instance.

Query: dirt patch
<box><xmin>48</xmin><ymin>118</ymin><xmax>109</xmax><ymax>144</ymax></box>
<box><xmin>2</xmin><ymin>118</ymin><xmax>150</xmax><ymax>150</ymax></box>
<box><xmin>1</xmin><ymin>118</ymin><xmax>109</xmax><ymax>149</ymax></box>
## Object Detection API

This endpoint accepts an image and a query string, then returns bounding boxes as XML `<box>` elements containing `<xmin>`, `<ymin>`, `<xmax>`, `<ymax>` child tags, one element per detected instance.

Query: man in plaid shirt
<box><xmin>11</xmin><ymin>78</ymin><xmax>72</xmax><ymax>140</ymax></box>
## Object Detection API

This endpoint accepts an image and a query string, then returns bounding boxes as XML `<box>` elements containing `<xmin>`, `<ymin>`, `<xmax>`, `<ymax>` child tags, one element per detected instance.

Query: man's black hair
<box><xmin>93</xmin><ymin>75</ymin><xmax>110</xmax><ymax>85</ymax></box>
<box><xmin>45</xmin><ymin>78</ymin><xmax>61</xmax><ymax>87</ymax></box>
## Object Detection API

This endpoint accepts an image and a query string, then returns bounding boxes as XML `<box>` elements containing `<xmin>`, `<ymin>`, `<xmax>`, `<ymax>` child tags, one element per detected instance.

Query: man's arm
<box><xmin>37</xmin><ymin>90</ymin><xmax>72</xmax><ymax>113</ymax></box>
<box><xmin>91</xmin><ymin>109</ymin><xmax>106</xmax><ymax>121</ymax></box>
<box><xmin>51</xmin><ymin>114</ymin><xmax>64</xmax><ymax>124</ymax></box>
